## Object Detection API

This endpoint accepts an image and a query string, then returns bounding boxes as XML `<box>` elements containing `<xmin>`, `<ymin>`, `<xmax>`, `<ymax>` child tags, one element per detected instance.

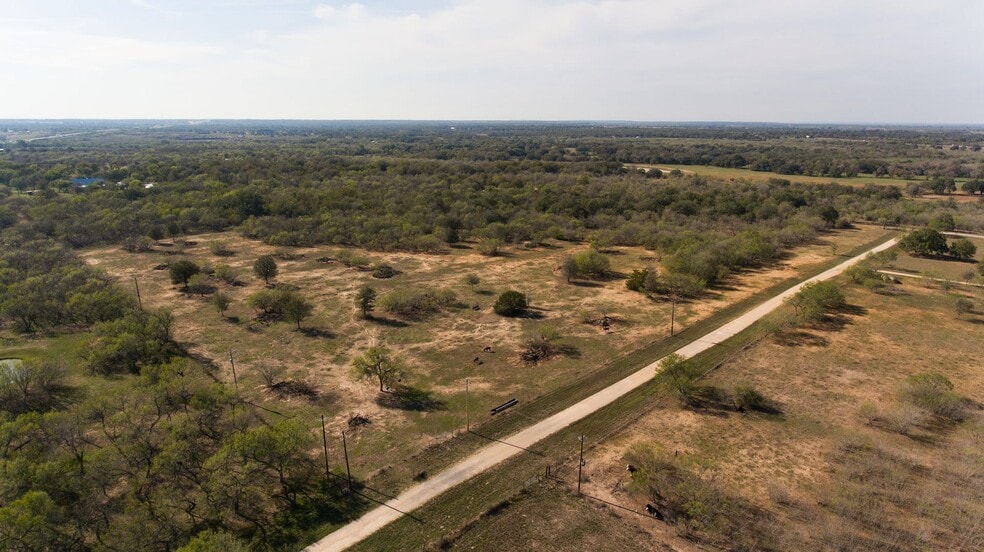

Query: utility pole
<box><xmin>229</xmin><ymin>351</ymin><xmax>239</xmax><ymax>397</ymax></box>
<box><xmin>670</xmin><ymin>298</ymin><xmax>676</xmax><ymax>336</ymax></box>
<box><xmin>465</xmin><ymin>377</ymin><xmax>470</xmax><ymax>432</ymax></box>
<box><xmin>342</xmin><ymin>431</ymin><xmax>353</xmax><ymax>491</ymax></box>
<box><xmin>321</xmin><ymin>415</ymin><xmax>331</xmax><ymax>482</ymax></box>
<box><xmin>577</xmin><ymin>435</ymin><xmax>585</xmax><ymax>495</ymax></box>
<box><xmin>133</xmin><ymin>277</ymin><xmax>142</xmax><ymax>310</ymax></box>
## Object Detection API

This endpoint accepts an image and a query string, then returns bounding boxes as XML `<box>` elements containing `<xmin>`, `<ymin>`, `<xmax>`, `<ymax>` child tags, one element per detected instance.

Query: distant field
<box><xmin>626</xmin><ymin>163</ymin><xmax>923</xmax><ymax>188</ymax></box>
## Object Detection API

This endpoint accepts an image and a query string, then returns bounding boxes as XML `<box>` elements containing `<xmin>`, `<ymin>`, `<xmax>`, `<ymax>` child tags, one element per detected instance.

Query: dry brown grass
<box><xmin>74</xmin><ymin>226</ymin><xmax>891</xmax><ymax>486</ymax></box>
<box><xmin>568</xmin><ymin>279</ymin><xmax>984</xmax><ymax>551</ymax></box>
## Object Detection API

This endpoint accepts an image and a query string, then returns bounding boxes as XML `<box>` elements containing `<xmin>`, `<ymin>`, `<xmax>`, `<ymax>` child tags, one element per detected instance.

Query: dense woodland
<box><xmin>1</xmin><ymin>122</ymin><xmax>983</xmax><ymax>550</ymax></box>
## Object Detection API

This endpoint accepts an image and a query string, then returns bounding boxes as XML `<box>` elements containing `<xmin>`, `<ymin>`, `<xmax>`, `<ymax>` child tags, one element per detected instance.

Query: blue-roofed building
<box><xmin>71</xmin><ymin>177</ymin><xmax>106</xmax><ymax>188</ymax></box>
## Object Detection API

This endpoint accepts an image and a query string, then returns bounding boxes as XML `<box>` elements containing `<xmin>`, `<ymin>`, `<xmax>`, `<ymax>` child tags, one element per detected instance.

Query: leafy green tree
<box><xmin>353</xmin><ymin>346</ymin><xmax>403</xmax><ymax>392</ymax></box>
<box><xmin>212</xmin><ymin>292</ymin><xmax>231</xmax><ymax>317</ymax></box>
<box><xmin>169</xmin><ymin>260</ymin><xmax>200</xmax><ymax>289</ymax></box>
<box><xmin>253</xmin><ymin>255</ymin><xmax>278</xmax><ymax>285</ymax></box>
<box><xmin>962</xmin><ymin>179</ymin><xmax>984</xmax><ymax>195</ymax></box>
<box><xmin>948</xmin><ymin>238</ymin><xmax>977</xmax><ymax>260</ymax></box>
<box><xmin>898</xmin><ymin>228</ymin><xmax>949</xmax><ymax>257</ymax></box>
<box><xmin>493</xmin><ymin>290</ymin><xmax>528</xmax><ymax>316</ymax></box>
<box><xmin>787</xmin><ymin>281</ymin><xmax>846</xmax><ymax>323</ymax></box>
<box><xmin>656</xmin><ymin>353</ymin><xmax>700</xmax><ymax>398</ymax></box>
<box><xmin>281</xmin><ymin>293</ymin><xmax>314</xmax><ymax>330</ymax></box>
<box><xmin>0</xmin><ymin>491</ymin><xmax>68</xmax><ymax>550</ymax></box>
<box><xmin>356</xmin><ymin>285</ymin><xmax>377</xmax><ymax>318</ymax></box>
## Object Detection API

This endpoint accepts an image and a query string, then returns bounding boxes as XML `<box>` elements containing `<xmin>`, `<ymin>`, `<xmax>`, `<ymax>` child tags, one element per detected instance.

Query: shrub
<box><xmin>476</xmin><ymin>238</ymin><xmax>503</xmax><ymax>256</ymax></box>
<box><xmin>955</xmin><ymin>297</ymin><xmax>974</xmax><ymax>318</ymax></box>
<box><xmin>733</xmin><ymin>385</ymin><xmax>774</xmax><ymax>412</ymax></box>
<box><xmin>572</xmin><ymin>250</ymin><xmax>610</xmax><ymax>279</ymax></box>
<box><xmin>208</xmin><ymin>240</ymin><xmax>234</xmax><ymax>256</ymax></box>
<box><xmin>626</xmin><ymin>268</ymin><xmax>649</xmax><ymax>291</ymax></box>
<box><xmin>335</xmin><ymin>249</ymin><xmax>371</xmax><ymax>268</ymax></box>
<box><xmin>371</xmin><ymin>263</ymin><xmax>397</xmax><ymax>279</ymax></box>
<box><xmin>787</xmin><ymin>281</ymin><xmax>846</xmax><ymax>323</ymax></box>
<box><xmin>379</xmin><ymin>288</ymin><xmax>457</xmax><ymax>317</ymax></box>
<box><xmin>493</xmin><ymin>290</ymin><xmax>528</xmax><ymax>316</ymax></box>
<box><xmin>214</xmin><ymin>264</ymin><xmax>242</xmax><ymax>286</ymax></box>
<box><xmin>462</xmin><ymin>273</ymin><xmax>480</xmax><ymax>286</ymax></box>
<box><xmin>899</xmin><ymin>372</ymin><xmax>964</xmax><ymax>421</ymax></box>
<box><xmin>949</xmin><ymin>238</ymin><xmax>977</xmax><ymax>260</ymax></box>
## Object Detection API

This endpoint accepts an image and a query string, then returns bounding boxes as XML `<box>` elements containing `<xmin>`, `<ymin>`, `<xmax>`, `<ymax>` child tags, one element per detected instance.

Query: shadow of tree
<box><xmin>376</xmin><ymin>385</ymin><xmax>447</xmax><ymax>412</ymax></box>
<box><xmin>300</xmin><ymin>327</ymin><xmax>335</xmax><ymax>338</ymax></box>
<box><xmin>774</xmin><ymin>330</ymin><xmax>830</xmax><ymax>348</ymax></box>
<box><xmin>367</xmin><ymin>316</ymin><xmax>409</xmax><ymax>328</ymax></box>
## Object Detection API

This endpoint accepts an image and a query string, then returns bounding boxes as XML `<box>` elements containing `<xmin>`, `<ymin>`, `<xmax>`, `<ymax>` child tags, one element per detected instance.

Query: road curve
<box><xmin>307</xmin><ymin>237</ymin><xmax>898</xmax><ymax>552</ymax></box>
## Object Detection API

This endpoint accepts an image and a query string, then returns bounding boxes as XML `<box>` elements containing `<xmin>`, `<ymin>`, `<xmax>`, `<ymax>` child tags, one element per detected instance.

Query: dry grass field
<box><xmin>448</xmin><ymin>263</ymin><xmax>984</xmax><ymax>551</ymax></box>
<box><xmin>31</xmin><ymin>226</ymin><xmax>885</xmax><ymax>491</ymax></box>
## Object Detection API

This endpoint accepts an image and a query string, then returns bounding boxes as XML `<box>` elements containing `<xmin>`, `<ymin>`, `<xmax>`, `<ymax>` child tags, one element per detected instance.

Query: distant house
<box><xmin>71</xmin><ymin>177</ymin><xmax>106</xmax><ymax>188</ymax></box>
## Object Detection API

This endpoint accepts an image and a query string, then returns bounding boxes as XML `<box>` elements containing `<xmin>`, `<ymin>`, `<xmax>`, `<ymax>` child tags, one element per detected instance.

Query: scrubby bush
<box><xmin>625</xmin><ymin>268</ymin><xmax>649</xmax><ymax>291</ymax></box>
<box><xmin>371</xmin><ymin>263</ymin><xmax>397</xmax><ymax>279</ymax></box>
<box><xmin>899</xmin><ymin>372</ymin><xmax>964</xmax><ymax>421</ymax></box>
<box><xmin>476</xmin><ymin>238</ymin><xmax>503</xmax><ymax>256</ymax></box>
<box><xmin>572</xmin><ymin>250</ymin><xmax>611</xmax><ymax>279</ymax></box>
<box><xmin>948</xmin><ymin>238</ymin><xmax>977</xmax><ymax>260</ymax></box>
<box><xmin>379</xmin><ymin>288</ymin><xmax>457</xmax><ymax>317</ymax></box>
<box><xmin>787</xmin><ymin>281</ymin><xmax>846</xmax><ymax>323</ymax></box>
<box><xmin>493</xmin><ymin>290</ymin><xmax>528</xmax><ymax>316</ymax></box>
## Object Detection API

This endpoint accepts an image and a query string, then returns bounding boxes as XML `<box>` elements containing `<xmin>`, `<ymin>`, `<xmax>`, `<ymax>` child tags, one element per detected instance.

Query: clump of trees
<box><xmin>378</xmin><ymin>288</ymin><xmax>457</xmax><ymax>317</ymax></box>
<box><xmin>247</xmin><ymin>288</ymin><xmax>314</xmax><ymax>329</ymax></box>
<box><xmin>560</xmin><ymin>250</ymin><xmax>611</xmax><ymax>282</ymax></box>
<box><xmin>0</xmin><ymin>241</ymin><xmax>136</xmax><ymax>332</ymax></box>
<box><xmin>0</xmin><ymin>359</ymin><xmax>67</xmax><ymax>415</ymax></box>
<box><xmin>899</xmin><ymin>228</ymin><xmax>978</xmax><ymax>260</ymax></box>
<box><xmin>898</xmin><ymin>228</ymin><xmax>949</xmax><ymax>257</ymax></box>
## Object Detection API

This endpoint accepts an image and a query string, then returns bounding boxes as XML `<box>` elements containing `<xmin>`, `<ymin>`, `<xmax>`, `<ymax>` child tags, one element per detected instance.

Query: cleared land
<box><xmin>55</xmin><ymin>228</ymin><xmax>886</xmax><ymax>492</ymax></box>
<box><xmin>445</xmin><ymin>255</ymin><xmax>984</xmax><ymax>551</ymax></box>
<box><xmin>308</xmin><ymin>237</ymin><xmax>896</xmax><ymax>551</ymax></box>
<box><xmin>625</xmin><ymin>163</ymin><xmax>984</xmax><ymax>202</ymax></box>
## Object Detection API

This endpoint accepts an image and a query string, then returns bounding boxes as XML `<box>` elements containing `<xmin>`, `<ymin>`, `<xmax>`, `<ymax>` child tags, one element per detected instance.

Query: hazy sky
<box><xmin>3</xmin><ymin>0</ymin><xmax>982</xmax><ymax>122</ymax></box>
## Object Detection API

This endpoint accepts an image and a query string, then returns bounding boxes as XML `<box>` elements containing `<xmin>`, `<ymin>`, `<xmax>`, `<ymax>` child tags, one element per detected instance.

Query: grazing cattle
<box><xmin>473</xmin><ymin>357</ymin><xmax>480</xmax><ymax>363</ymax></box>
<box><xmin>626</xmin><ymin>464</ymin><xmax>637</xmax><ymax>474</ymax></box>
<box><xmin>644</xmin><ymin>504</ymin><xmax>663</xmax><ymax>520</ymax></box>
<box><xmin>483</xmin><ymin>346</ymin><xmax>493</xmax><ymax>353</ymax></box>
